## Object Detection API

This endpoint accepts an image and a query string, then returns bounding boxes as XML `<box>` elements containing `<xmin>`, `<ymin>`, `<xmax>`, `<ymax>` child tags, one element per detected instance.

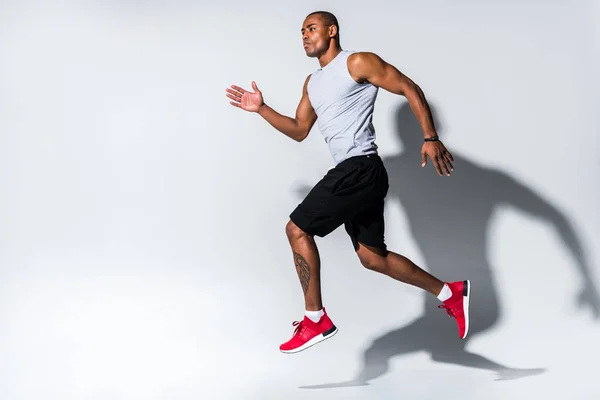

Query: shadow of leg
<box><xmin>431</xmin><ymin>350</ymin><xmax>547</xmax><ymax>381</ymax></box>
<box><xmin>296</xmin><ymin>347</ymin><xmax>398</xmax><ymax>389</ymax></box>
<box><xmin>298</xmin><ymin>313</ymin><xmax>547</xmax><ymax>389</ymax></box>
<box><xmin>298</xmin><ymin>318</ymin><xmax>425</xmax><ymax>389</ymax></box>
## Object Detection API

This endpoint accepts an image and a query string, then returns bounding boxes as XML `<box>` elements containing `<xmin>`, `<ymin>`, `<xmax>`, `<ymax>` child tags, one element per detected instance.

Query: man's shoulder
<box><xmin>347</xmin><ymin>51</ymin><xmax>386</xmax><ymax>80</ymax></box>
<box><xmin>347</xmin><ymin>51</ymin><xmax>382</xmax><ymax>64</ymax></box>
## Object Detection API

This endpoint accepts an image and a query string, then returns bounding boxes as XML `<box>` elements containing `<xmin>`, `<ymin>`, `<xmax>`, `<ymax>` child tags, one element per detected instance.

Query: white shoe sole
<box><xmin>280</xmin><ymin>325</ymin><xmax>338</xmax><ymax>354</ymax></box>
<box><xmin>462</xmin><ymin>279</ymin><xmax>471</xmax><ymax>339</ymax></box>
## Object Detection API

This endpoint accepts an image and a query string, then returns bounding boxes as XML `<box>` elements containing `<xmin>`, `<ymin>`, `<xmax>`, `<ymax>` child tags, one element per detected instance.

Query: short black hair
<box><xmin>306</xmin><ymin>11</ymin><xmax>340</xmax><ymax>44</ymax></box>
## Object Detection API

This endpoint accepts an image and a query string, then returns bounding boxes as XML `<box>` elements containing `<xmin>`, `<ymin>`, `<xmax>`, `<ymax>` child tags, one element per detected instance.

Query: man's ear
<box><xmin>329</xmin><ymin>25</ymin><xmax>337</xmax><ymax>38</ymax></box>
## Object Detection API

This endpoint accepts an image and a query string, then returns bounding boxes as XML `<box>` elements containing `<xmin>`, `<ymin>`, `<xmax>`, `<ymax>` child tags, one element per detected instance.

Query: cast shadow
<box><xmin>298</xmin><ymin>101</ymin><xmax>599</xmax><ymax>388</ymax></box>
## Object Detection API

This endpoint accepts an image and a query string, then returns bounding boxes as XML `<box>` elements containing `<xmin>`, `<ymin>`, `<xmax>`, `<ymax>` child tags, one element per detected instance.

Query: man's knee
<box><xmin>359</xmin><ymin>255</ymin><xmax>385</xmax><ymax>271</ymax></box>
<box><xmin>356</xmin><ymin>242</ymin><xmax>388</xmax><ymax>271</ymax></box>
<box><xmin>286</xmin><ymin>220</ymin><xmax>310</xmax><ymax>241</ymax></box>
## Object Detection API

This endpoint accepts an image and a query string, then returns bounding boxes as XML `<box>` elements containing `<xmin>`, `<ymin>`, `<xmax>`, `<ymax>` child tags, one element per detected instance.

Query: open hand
<box><xmin>226</xmin><ymin>81</ymin><xmax>264</xmax><ymax>112</ymax></box>
<box><xmin>421</xmin><ymin>140</ymin><xmax>454</xmax><ymax>176</ymax></box>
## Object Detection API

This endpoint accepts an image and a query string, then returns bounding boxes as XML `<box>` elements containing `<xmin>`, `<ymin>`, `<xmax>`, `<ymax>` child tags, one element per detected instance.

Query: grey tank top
<box><xmin>307</xmin><ymin>50</ymin><xmax>379</xmax><ymax>165</ymax></box>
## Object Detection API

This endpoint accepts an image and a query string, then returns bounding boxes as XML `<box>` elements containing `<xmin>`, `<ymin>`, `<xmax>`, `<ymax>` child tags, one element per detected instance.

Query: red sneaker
<box><xmin>279</xmin><ymin>308</ymin><xmax>338</xmax><ymax>353</ymax></box>
<box><xmin>438</xmin><ymin>280</ymin><xmax>471</xmax><ymax>339</ymax></box>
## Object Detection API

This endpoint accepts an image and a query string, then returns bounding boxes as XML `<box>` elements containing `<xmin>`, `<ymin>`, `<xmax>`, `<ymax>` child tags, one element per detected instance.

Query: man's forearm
<box><xmin>257</xmin><ymin>104</ymin><xmax>306</xmax><ymax>142</ymax></box>
<box><xmin>405</xmin><ymin>84</ymin><xmax>438</xmax><ymax>139</ymax></box>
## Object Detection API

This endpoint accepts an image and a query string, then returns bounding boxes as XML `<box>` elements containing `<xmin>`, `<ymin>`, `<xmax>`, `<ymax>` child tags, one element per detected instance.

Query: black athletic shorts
<box><xmin>290</xmin><ymin>154</ymin><xmax>389</xmax><ymax>252</ymax></box>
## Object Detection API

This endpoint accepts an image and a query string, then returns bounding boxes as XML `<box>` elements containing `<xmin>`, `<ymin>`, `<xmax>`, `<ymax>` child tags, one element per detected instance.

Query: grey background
<box><xmin>1</xmin><ymin>0</ymin><xmax>599</xmax><ymax>399</ymax></box>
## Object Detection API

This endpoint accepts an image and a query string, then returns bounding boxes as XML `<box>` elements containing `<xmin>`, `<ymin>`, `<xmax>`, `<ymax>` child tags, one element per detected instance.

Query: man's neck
<box><xmin>318</xmin><ymin>46</ymin><xmax>342</xmax><ymax>68</ymax></box>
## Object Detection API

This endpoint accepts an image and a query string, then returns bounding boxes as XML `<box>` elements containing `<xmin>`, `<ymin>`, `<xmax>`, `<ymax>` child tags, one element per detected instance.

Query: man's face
<box><xmin>301</xmin><ymin>15</ymin><xmax>334</xmax><ymax>57</ymax></box>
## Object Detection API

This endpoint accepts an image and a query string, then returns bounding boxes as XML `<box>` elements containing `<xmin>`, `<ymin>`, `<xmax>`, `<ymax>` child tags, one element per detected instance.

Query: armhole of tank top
<box><xmin>341</xmin><ymin>52</ymin><xmax>358</xmax><ymax>151</ymax></box>
<box><xmin>306</xmin><ymin>73</ymin><xmax>314</xmax><ymax>96</ymax></box>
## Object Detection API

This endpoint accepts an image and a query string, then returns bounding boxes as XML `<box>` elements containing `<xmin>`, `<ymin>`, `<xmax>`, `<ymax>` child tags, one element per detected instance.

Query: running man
<box><xmin>225</xmin><ymin>11</ymin><xmax>470</xmax><ymax>353</ymax></box>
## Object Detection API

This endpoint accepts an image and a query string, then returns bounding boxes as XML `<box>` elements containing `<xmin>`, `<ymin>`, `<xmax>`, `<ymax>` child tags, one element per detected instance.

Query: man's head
<box><xmin>301</xmin><ymin>11</ymin><xmax>340</xmax><ymax>58</ymax></box>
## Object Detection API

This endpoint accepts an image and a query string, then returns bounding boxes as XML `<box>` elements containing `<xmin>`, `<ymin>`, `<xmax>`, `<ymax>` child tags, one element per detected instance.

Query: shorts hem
<box><xmin>350</xmin><ymin>236</ymin><xmax>388</xmax><ymax>253</ymax></box>
<box><xmin>289</xmin><ymin>210</ymin><xmax>324</xmax><ymax>237</ymax></box>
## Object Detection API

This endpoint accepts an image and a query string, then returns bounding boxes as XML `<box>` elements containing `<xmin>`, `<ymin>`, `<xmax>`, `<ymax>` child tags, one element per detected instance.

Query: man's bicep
<box><xmin>296</xmin><ymin>92</ymin><xmax>316</xmax><ymax>125</ymax></box>
<box><xmin>295</xmin><ymin>76</ymin><xmax>317</xmax><ymax>137</ymax></box>
<box><xmin>371</xmin><ymin>63</ymin><xmax>416</xmax><ymax>95</ymax></box>
<box><xmin>352</xmin><ymin>52</ymin><xmax>415</xmax><ymax>95</ymax></box>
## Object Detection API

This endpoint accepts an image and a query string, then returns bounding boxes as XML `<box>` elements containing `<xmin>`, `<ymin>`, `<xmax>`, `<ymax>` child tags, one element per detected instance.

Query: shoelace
<box><xmin>292</xmin><ymin>320</ymin><xmax>306</xmax><ymax>335</ymax></box>
<box><xmin>438</xmin><ymin>304</ymin><xmax>457</xmax><ymax>318</ymax></box>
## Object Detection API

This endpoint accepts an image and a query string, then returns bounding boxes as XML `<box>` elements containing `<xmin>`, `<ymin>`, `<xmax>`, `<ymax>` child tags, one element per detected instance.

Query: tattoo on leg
<box><xmin>293</xmin><ymin>252</ymin><xmax>310</xmax><ymax>295</ymax></box>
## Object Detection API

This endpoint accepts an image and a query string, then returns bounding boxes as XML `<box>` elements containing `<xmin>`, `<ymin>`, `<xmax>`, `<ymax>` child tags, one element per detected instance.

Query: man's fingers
<box><xmin>437</xmin><ymin>153</ymin><xmax>452</xmax><ymax>176</ymax></box>
<box><xmin>423</xmin><ymin>144</ymin><xmax>453</xmax><ymax>176</ymax></box>
<box><xmin>229</xmin><ymin>101</ymin><xmax>242</xmax><ymax>108</ymax></box>
<box><xmin>439</xmin><ymin>156</ymin><xmax>452</xmax><ymax>176</ymax></box>
<box><xmin>432</xmin><ymin>157</ymin><xmax>443</xmax><ymax>176</ymax></box>
<box><xmin>226</xmin><ymin>93</ymin><xmax>241</xmax><ymax>103</ymax></box>
<box><xmin>230</xmin><ymin>85</ymin><xmax>247</xmax><ymax>94</ymax></box>
<box><xmin>444</xmin><ymin>154</ymin><xmax>454</xmax><ymax>172</ymax></box>
<box><xmin>226</xmin><ymin>88</ymin><xmax>243</xmax><ymax>99</ymax></box>
<box><xmin>436</xmin><ymin>156</ymin><xmax>449</xmax><ymax>176</ymax></box>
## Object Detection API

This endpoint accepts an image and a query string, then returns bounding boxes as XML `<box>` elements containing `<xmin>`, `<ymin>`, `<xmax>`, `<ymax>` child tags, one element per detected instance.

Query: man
<box><xmin>225</xmin><ymin>11</ymin><xmax>469</xmax><ymax>354</ymax></box>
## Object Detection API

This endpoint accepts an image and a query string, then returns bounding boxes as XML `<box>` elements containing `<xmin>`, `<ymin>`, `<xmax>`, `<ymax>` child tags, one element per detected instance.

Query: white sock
<box><xmin>305</xmin><ymin>309</ymin><xmax>325</xmax><ymax>323</ymax></box>
<box><xmin>437</xmin><ymin>283</ymin><xmax>452</xmax><ymax>302</ymax></box>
